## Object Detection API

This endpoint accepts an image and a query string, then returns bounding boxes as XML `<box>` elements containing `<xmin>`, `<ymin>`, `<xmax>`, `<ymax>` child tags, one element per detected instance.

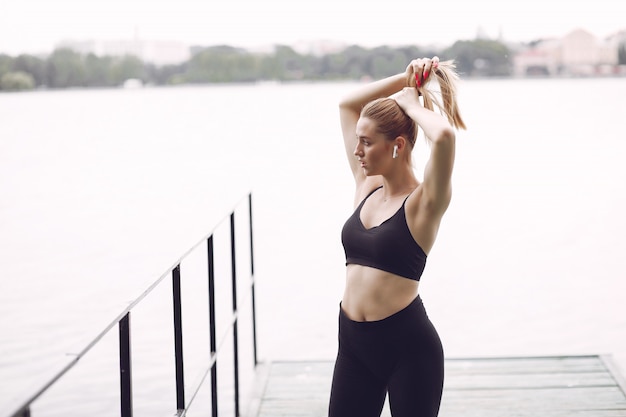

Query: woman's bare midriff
<box><xmin>341</xmin><ymin>264</ymin><xmax>420</xmax><ymax>322</ymax></box>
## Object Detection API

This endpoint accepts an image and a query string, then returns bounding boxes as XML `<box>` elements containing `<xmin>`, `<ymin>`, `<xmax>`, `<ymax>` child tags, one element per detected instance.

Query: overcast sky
<box><xmin>1</xmin><ymin>0</ymin><xmax>625</xmax><ymax>55</ymax></box>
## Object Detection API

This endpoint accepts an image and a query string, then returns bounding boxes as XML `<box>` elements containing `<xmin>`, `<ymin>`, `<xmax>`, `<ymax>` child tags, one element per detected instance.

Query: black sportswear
<box><xmin>341</xmin><ymin>186</ymin><xmax>427</xmax><ymax>281</ymax></box>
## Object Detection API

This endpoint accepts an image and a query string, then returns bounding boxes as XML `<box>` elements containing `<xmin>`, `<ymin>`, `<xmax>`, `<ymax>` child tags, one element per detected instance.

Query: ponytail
<box><xmin>406</xmin><ymin>60</ymin><xmax>466</xmax><ymax>130</ymax></box>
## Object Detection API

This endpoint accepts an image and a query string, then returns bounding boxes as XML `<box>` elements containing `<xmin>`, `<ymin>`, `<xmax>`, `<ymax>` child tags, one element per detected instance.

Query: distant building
<box><xmin>56</xmin><ymin>39</ymin><xmax>191</xmax><ymax>66</ymax></box>
<box><xmin>513</xmin><ymin>28</ymin><xmax>622</xmax><ymax>77</ymax></box>
<box><xmin>513</xmin><ymin>39</ymin><xmax>561</xmax><ymax>76</ymax></box>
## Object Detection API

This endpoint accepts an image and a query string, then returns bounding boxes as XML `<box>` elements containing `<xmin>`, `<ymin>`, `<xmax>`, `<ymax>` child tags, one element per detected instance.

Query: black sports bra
<box><xmin>341</xmin><ymin>186</ymin><xmax>427</xmax><ymax>281</ymax></box>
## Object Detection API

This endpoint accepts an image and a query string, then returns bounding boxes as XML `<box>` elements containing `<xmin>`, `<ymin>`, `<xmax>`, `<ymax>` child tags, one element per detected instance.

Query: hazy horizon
<box><xmin>1</xmin><ymin>0</ymin><xmax>625</xmax><ymax>56</ymax></box>
<box><xmin>2</xmin><ymin>25</ymin><xmax>624</xmax><ymax>59</ymax></box>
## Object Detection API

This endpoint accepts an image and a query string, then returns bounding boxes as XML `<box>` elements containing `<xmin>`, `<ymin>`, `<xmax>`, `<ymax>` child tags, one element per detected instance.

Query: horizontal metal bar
<box><xmin>6</xmin><ymin>354</ymin><xmax>82</xmax><ymax>417</ymax></box>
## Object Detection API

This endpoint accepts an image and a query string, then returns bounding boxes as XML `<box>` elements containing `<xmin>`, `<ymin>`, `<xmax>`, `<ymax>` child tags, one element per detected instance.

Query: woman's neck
<box><xmin>380</xmin><ymin>169</ymin><xmax>419</xmax><ymax>201</ymax></box>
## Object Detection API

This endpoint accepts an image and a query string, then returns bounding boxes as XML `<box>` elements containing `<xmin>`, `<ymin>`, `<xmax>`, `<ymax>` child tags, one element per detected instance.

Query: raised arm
<box><xmin>338</xmin><ymin>73</ymin><xmax>406</xmax><ymax>185</ymax></box>
<box><xmin>395</xmin><ymin>58</ymin><xmax>466</xmax><ymax>215</ymax></box>
<box><xmin>396</xmin><ymin>87</ymin><xmax>455</xmax><ymax>213</ymax></box>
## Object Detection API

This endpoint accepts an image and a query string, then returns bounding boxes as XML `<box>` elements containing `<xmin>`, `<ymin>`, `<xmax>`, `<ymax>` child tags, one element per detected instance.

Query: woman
<box><xmin>329</xmin><ymin>56</ymin><xmax>466</xmax><ymax>417</ymax></box>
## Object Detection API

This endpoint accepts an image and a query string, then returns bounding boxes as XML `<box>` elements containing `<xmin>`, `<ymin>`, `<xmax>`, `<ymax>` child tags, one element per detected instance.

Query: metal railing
<box><xmin>8</xmin><ymin>193</ymin><xmax>258</xmax><ymax>417</ymax></box>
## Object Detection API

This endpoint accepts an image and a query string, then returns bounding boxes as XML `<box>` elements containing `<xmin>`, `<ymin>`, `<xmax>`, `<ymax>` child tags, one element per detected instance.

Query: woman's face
<box><xmin>354</xmin><ymin>117</ymin><xmax>394</xmax><ymax>176</ymax></box>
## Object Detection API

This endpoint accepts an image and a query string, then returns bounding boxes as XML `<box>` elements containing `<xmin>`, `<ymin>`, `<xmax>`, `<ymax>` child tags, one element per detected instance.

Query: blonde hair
<box><xmin>406</xmin><ymin>60</ymin><xmax>466</xmax><ymax>130</ymax></box>
<box><xmin>360</xmin><ymin>60</ymin><xmax>466</xmax><ymax>151</ymax></box>
<box><xmin>361</xmin><ymin>98</ymin><xmax>418</xmax><ymax>147</ymax></box>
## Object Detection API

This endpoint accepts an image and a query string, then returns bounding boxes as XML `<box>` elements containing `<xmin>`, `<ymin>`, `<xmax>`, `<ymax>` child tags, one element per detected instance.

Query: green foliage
<box><xmin>0</xmin><ymin>54</ymin><xmax>13</xmax><ymax>80</ymax></box>
<box><xmin>47</xmin><ymin>48</ymin><xmax>87</xmax><ymax>88</ymax></box>
<box><xmin>84</xmin><ymin>53</ymin><xmax>114</xmax><ymax>86</ymax></box>
<box><xmin>271</xmin><ymin>45</ymin><xmax>307</xmax><ymax>80</ymax></box>
<box><xmin>110</xmin><ymin>55</ymin><xmax>147</xmax><ymax>85</ymax></box>
<box><xmin>444</xmin><ymin>39</ymin><xmax>512</xmax><ymax>77</ymax></box>
<box><xmin>12</xmin><ymin>54</ymin><xmax>46</xmax><ymax>86</ymax></box>
<box><xmin>1</xmin><ymin>71</ymin><xmax>35</xmax><ymax>91</ymax></box>
<box><xmin>0</xmin><ymin>39</ymin><xmax>518</xmax><ymax>91</ymax></box>
<box><xmin>145</xmin><ymin>62</ymin><xmax>187</xmax><ymax>85</ymax></box>
<box><xmin>184</xmin><ymin>46</ymin><xmax>261</xmax><ymax>83</ymax></box>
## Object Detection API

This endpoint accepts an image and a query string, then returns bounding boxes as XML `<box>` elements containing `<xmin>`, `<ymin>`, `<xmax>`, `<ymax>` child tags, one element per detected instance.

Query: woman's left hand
<box><xmin>406</xmin><ymin>56</ymin><xmax>439</xmax><ymax>88</ymax></box>
<box><xmin>392</xmin><ymin>87</ymin><xmax>421</xmax><ymax>112</ymax></box>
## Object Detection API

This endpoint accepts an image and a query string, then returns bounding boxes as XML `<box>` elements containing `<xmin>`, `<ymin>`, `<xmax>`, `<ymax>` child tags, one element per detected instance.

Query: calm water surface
<box><xmin>1</xmin><ymin>78</ymin><xmax>625</xmax><ymax>415</ymax></box>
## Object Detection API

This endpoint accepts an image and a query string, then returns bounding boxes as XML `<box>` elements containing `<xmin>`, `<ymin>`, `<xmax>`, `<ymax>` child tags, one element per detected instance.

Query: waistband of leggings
<box><xmin>339</xmin><ymin>295</ymin><xmax>426</xmax><ymax>327</ymax></box>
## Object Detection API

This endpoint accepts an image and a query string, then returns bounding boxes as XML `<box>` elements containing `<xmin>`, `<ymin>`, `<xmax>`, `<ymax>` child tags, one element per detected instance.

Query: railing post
<box><xmin>230</xmin><ymin>213</ymin><xmax>241</xmax><ymax>416</ymax></box>
<box><xmin>119</xmin><ymin>313</ymin><xmax>133</xmax><ymax>417</ymax></box>
<box><xmin>172</xmin><ymin>265</ymin><xmax>186</xmax><ymax>411</ymax></box>
<box><xmin>207</xmin><ymin>236</ymin><xmax>218</xmax><ymax>417</ymax></box>
<box><xmin>248</xmin><ymin>193</ymin><xmax>258</xmax><ymax>366</ymax></box>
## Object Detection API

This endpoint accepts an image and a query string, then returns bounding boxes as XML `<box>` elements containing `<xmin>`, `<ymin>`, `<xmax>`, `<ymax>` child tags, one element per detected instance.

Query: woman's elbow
<box><xmin>433</xmin><ymin>126</ymin><xmax>455</xmax><ymax>145</ymax></box>
<box><xmin>338</xmin><ymin>96</ymin><xmax>356</xmax><ymax>111</ymax></box>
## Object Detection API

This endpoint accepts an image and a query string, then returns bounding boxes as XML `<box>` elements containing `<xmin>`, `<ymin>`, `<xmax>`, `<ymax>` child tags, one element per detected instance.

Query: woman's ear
<box><xmin>392</xmin><ymin>136</ymin><xmax>407</xmax><ymax>159</ymax></box>
<box><xmin>395</xmin><ymin>136</ymin><xmax>408</xmax><ymax>152</ymax></box>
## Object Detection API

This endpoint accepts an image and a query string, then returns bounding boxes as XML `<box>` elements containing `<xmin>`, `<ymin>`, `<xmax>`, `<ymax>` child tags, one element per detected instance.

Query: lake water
<box><xmin>1</xmin><ymin>78</ymin><xmax>625</xmax><ymax>416</ymax></box>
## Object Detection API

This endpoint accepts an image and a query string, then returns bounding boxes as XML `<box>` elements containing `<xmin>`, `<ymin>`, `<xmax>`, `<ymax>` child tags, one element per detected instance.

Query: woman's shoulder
<box><xmin>404</xmin><ymin>183</ymin><xmax>426</xmax><ymax>214</ymax></box>
<box><xmin>353</xmin><ymin>177</ymin><xmax>383</xmax><ymax>207</ymax></box>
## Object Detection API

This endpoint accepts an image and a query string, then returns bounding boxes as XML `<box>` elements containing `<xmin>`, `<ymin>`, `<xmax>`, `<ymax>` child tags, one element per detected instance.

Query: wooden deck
<box><xmin>246</xmin><ymin>355</ymin><xmax>626</xmax><ymax>417</ymax></box>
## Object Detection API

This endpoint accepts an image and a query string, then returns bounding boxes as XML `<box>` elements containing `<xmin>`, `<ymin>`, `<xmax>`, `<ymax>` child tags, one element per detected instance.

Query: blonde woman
<box><xmin>329</xmin><ymin>56</ymin><xmax>466</xmax><ymax>417</ymax></box>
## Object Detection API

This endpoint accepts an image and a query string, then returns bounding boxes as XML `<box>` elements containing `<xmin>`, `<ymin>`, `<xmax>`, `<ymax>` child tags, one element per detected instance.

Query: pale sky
<box><xmin>1</xmin><ymin>0</ymin><xmax>625</xmax><ymax>55</ymax></box>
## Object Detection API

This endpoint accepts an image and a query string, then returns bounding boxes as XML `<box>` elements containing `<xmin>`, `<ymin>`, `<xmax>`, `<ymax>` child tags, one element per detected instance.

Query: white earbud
<box><xmin>392</xmin><ymin>145</ymin><xmax>398</xmax><ymax>159</ymax></box>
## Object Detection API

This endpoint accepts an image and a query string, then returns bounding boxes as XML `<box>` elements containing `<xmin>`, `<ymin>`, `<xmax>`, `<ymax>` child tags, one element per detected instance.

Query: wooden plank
<box><xmin>249</xmin><ymin>356</ymin><xmax>626</xmax><ymax>417</ymax></box>
<box><xmin>445</xmin><ymin>356</ymin><xmax>607</xmax><ymax>375</ymax></box>
<box><xmin>442</xmin><ymin>386</ymin><xmax>626</xmax><ymax>407</ymax></box>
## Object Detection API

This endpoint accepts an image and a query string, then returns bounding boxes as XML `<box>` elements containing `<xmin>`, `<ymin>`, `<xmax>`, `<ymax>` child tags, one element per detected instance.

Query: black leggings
<box><xmin>328</xmin><ymin>296</ymin><xmax>444</xmax><ymax>417</ymax></box>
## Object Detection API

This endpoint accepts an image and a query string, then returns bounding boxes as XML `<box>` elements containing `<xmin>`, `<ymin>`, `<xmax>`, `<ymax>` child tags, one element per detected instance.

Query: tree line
<box><xmin>0</xmin><ymin>39</ymin><xmax>512</xmax><ymax>91</ymax></box>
